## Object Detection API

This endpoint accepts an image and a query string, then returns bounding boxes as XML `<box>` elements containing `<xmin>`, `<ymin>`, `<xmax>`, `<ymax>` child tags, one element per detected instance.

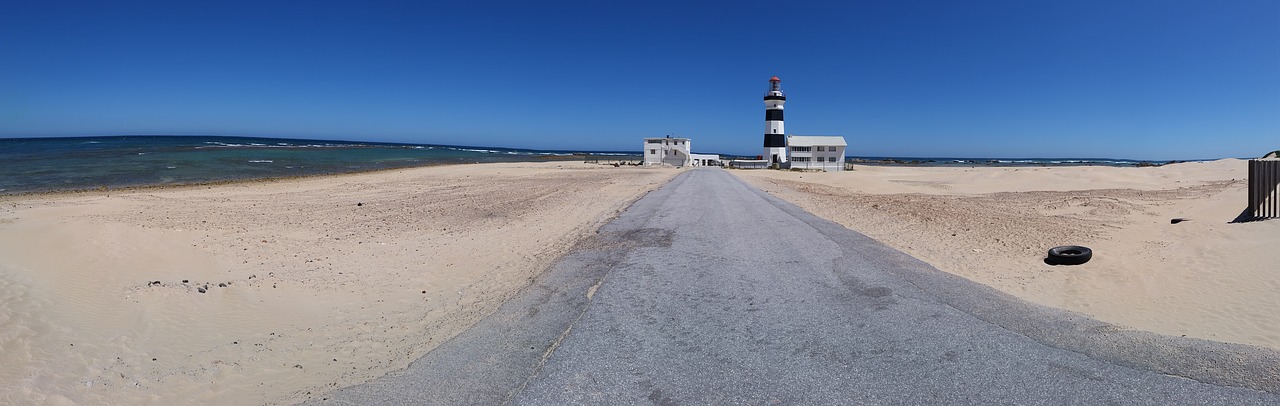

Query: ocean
<box><xmin>1</xmin><ymin>135</ymin><xmax>1178</xmax><ymax>195</ymax></box>
<box><xmin>843</xmin><ymin>156</ymin><xmax>1178</xmax><ymax>167</ymax></box>
<box><xmin>0</xmin><ymin>136</ymin><xmax>637</xmax><ymax>195</ymax></box>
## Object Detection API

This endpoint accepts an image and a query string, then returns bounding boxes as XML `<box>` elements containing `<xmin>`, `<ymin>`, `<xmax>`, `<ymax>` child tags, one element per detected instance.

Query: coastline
<box><xmin>733</xmin><ymin>159</ymin><xmax>1280</xmax><ymax>350</ymax></box>
<box><xmin>0</xmin><ymin>161</ymin><xmax>454</xmax><ymax>199</ymax></box>
<box><xmin>842</xmin><ymin>156</ymin><xmax>1190</xmax><ymax>167</ymax></box>
<box><xmin>0</xmin><ymin>135</ymin><xmax>644</xmax><ymax>196</ymax></box>
<box><xmin>0</xmin><ymin>155</ymin><xmax>642</xmax><ymax>198</ymax></box>
<box><xmin>0</xmin><ymin>161</ymin><xmax>677</xmax><ymax>405</ymax></box>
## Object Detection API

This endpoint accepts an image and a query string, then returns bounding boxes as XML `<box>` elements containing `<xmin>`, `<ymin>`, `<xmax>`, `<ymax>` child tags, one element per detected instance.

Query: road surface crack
<box><xmin>504</xmin><ymin>275</ymin><xmax>610</xmax><ymax>404</ymax></box>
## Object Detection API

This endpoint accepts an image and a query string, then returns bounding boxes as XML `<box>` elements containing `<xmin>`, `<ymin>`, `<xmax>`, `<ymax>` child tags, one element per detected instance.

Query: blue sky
<box><xmin>2</xmin><ymin>1</ymin><xmax>1276</xmax><ymax>159</ymax></box>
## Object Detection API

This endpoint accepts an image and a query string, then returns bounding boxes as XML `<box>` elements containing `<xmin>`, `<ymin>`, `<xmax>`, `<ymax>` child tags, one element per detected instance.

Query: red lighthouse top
<box><xmin>765</xmin><ymin>76</ymin><xmax>785</xmax><ymax>99</ymax></box>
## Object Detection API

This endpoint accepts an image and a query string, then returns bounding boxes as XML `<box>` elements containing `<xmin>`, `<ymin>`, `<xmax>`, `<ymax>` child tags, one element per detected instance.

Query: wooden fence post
<box><xmin>1250</xmin><ymin>159</ymin><xmax>1280</xmax><ymax>219</ymax></box>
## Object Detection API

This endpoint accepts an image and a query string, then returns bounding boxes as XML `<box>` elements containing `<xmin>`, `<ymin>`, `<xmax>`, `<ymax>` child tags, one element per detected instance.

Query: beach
<box><xmin>5</xmin><ymin>159</ymin><xmax>1279</xmax><ymax>404</ymax></box>
<box><xmin>734</xmin><ymin>159</ymin><xmax>1280</xmax><ymax>350</ymax></box>
<box><xmin>0</xmin><ymin>162</ymin><xmax>675</xmax><ymax>405</ymax></box>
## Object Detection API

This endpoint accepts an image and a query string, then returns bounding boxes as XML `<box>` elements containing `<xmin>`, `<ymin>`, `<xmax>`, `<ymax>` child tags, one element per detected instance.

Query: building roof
<box><xmin>787</xmin><ymin>135</ymin><xmax>847</xmax><ymax>147</ymax></box>
<box><xmin>644</xmin><ymin>137</ymin><xmax>690</xmax><ymax>141</ymax></box>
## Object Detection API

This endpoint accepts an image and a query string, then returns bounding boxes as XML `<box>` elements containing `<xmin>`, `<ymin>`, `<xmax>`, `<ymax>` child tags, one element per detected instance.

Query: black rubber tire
<box><xmin>1047</xmin><ymin>246</ymin><xmax>1092</xmax><ymax>265</ymax></box>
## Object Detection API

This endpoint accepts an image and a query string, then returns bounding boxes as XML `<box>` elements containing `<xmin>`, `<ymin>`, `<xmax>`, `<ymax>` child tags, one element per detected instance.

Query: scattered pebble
<box><xmin>182</xmin><ymin>279</ymin><xmax>189</xmax><ymax>283</ymax></box>
<box><xmin>197</xmin><ymin>287</ymin><xmax>206</xmax><ymax>293</ymax></box>
<box><xmin>219</xmin><ymin>283</ymin><xmax>227</xmax><ymax>288</ymax></box>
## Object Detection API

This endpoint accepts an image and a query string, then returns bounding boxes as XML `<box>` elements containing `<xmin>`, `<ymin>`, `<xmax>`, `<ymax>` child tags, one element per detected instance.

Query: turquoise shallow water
<box><xmin>0</xmin><ymin>136</ymin><xmax>636</xmax><ymax>194</ymax></box>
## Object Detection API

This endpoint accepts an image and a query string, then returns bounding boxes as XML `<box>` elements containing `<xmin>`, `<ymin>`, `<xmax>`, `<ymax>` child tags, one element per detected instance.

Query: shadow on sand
<box><xmin>1230</xmin><ymin>207</ymin><xmax>1268</xmax><ymax>223</ymax></box>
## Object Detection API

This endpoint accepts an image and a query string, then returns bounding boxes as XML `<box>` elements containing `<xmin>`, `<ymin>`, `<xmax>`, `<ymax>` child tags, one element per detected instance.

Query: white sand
<box><xmin>0</xmin><ymin>162</ymin><xmax>676</xmax><ymax>405</ymax></box>
<box><xmin>735</xmin><ymin>159</ymin><xmax>1280</xmax><ymax>350</ymax></box>
<box><xmin>6</xmin><ymin>159</ymin><xmax>1276</xmax><ymax>404</ymax></box>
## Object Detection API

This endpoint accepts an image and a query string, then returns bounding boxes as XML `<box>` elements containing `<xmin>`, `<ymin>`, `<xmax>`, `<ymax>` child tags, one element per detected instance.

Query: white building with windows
<box><xmin>643</xmin><ymin>137</ymin><xmax>720</xmax><ymax>167</ymax></box>
<box><xmin>786</xmin><ymin>135</ymin><xmax>847</xmax><ymax>171</ymax></box>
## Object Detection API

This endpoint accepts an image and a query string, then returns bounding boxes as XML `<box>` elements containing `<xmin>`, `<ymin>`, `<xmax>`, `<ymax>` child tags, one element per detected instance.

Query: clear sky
<box><xmin>2</xmin><ymin>1</ymin><xmax>1276</xmax><ymax>159</ymax></box>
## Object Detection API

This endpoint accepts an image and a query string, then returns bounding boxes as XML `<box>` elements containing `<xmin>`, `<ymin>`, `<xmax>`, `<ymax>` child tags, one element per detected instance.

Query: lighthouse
<box><xmin>763</xmin><ymin>76</ymin><xmax>787</xmax><ymax>164</ymax></box>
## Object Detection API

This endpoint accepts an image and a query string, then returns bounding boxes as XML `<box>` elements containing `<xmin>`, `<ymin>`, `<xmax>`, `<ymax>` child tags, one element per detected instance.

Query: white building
<box><xmin>643</xmin><ymin>137</ymin><xmax>720</xmax><ymax>167</ymax></box>
<box><xmin>786</xmin><ymin>135</ymin><xmax>847</xmax><ymax>171</ymax></box>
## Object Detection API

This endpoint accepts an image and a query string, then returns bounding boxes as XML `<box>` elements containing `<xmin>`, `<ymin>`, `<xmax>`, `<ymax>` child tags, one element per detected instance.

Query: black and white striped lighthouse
<box><xmin>763</xmin><ymin>76</ymin><xmax>787</xmax><ymax>164</ymax></box>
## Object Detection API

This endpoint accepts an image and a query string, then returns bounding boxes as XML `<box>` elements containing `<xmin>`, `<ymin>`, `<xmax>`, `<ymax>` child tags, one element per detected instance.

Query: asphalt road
<box><xmin>313</xmin><ymin>168</ymin><xmax>1280</xmax><ymax>405</ymax></box>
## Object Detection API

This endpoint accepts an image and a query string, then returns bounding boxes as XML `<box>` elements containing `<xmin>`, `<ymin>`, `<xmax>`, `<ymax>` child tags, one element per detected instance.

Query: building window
<box><xmin>793</xmin><ymin>157</ymin><xmax>811</xmax><ymax>162</ymax></box>
<box><xmin>647</xmin><ymin>140</ymin><xmax>662</xmax><ymax>144</ymax></box>
<box><xmin>650</xmin><ymin>149</ymin><xmax>656</xmax><ymax>154</ymax></box>
<box><xmin>791</xmin><ymin>146</ymin><xmax>811</xmax><ymax>152</ymax></box>
<box><xmin>816</xmin><ymin>146</ymin><xmax>824</xmax><ymax>151</ymax></box>
<box><xmin>828</xmin><ymin>157</ymin><xmax>838</xmax><ymax>162</ymax></box>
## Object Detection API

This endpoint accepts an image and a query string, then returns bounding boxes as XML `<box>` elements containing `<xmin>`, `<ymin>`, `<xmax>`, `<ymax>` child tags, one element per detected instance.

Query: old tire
<box><xmin>1047</xmin><ymin>246</ymin><xmax>1092</xmax><ymax>265</ymax></box>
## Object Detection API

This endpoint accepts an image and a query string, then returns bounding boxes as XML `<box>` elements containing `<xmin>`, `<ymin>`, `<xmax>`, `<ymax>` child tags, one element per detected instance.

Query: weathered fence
<box><xmin>1249</xmin><ymin>159</ymin><xmax>1280</xmax><ymax>219</ymax></box>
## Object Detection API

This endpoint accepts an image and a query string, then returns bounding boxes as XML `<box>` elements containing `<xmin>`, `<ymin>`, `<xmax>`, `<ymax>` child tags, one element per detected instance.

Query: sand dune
<box><xmin>0</xmin><ymin>162</ymin><xmax>675</xmax><ymax>405</ymax></box>
<box><xmin>735</xmin><ymin>159</ymin><xmax>1280</xmax><ymax>350</ymax></box>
